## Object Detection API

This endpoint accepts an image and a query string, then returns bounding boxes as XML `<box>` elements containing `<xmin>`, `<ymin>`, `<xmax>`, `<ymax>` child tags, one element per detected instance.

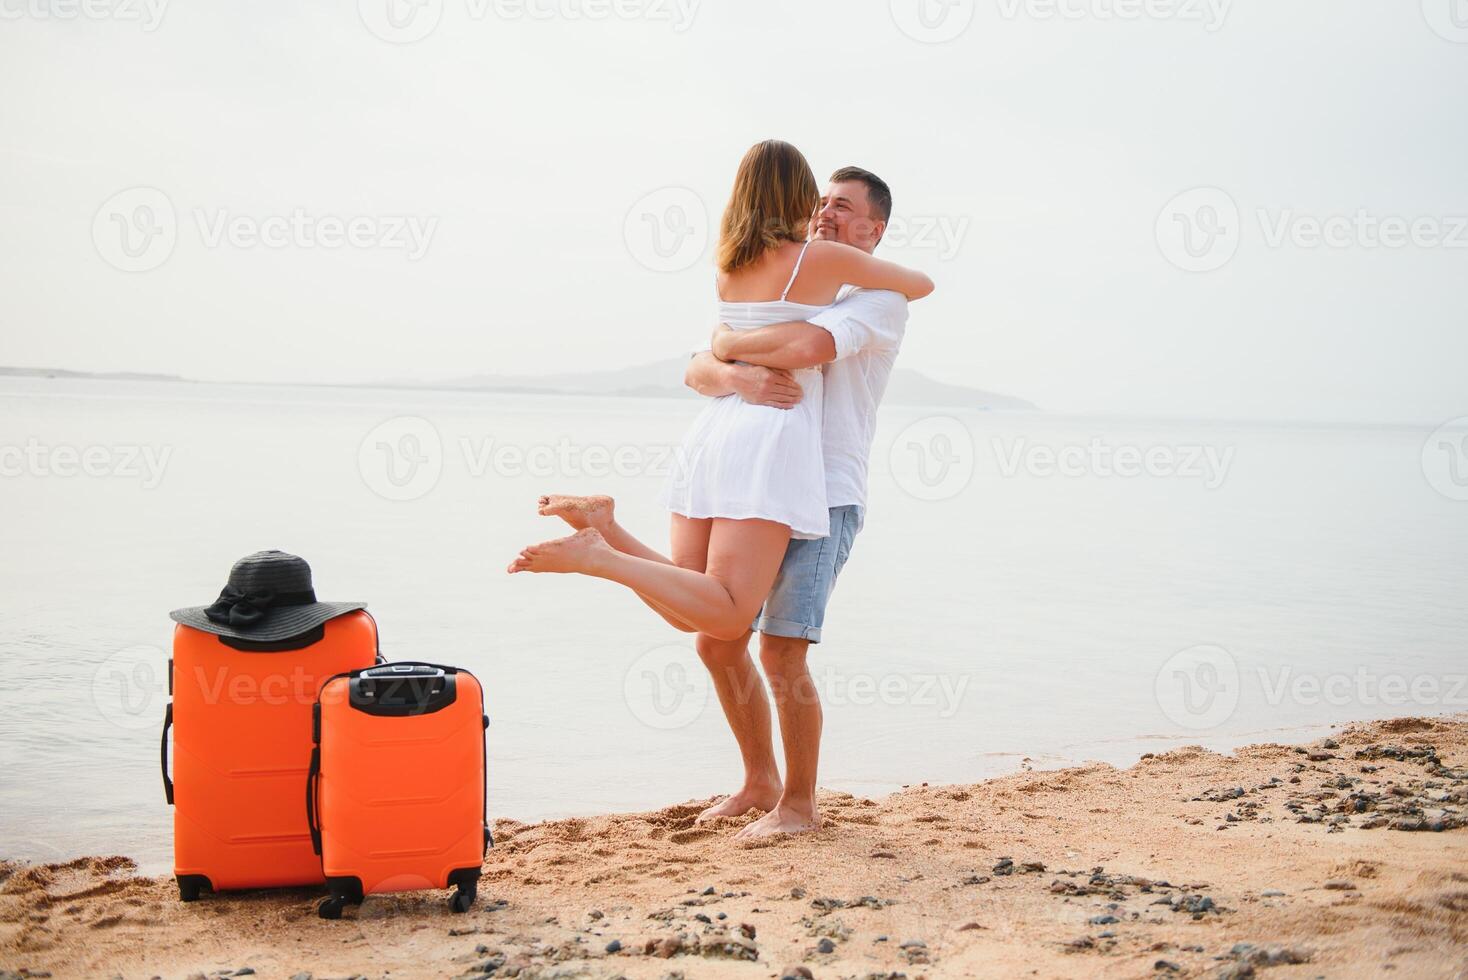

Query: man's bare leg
<box><xmin>693</xmin><ymin>632</ymin><xmax>783</xmax><ymax>823</ymax></box>
<box><xmin>537</xmin><ymin>494</ymin><xmax>696</xmax><ymax>632</ymax></box>
<box><xmin>735</xmin><ymin>634</ymin><xmax>822</xmax><ymax>838</ymax></box>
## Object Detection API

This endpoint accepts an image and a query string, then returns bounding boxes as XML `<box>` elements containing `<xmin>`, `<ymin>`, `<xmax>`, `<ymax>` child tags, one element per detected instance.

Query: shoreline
<box><xmin>3</xmin><ymin>715</ymin><xmax>1466</xmax><ymax>979</ymax></box>
<box><xmin>14</xmin><ymin>713</ymin><xmax>1443</xmax><ymax>882</ymax></box>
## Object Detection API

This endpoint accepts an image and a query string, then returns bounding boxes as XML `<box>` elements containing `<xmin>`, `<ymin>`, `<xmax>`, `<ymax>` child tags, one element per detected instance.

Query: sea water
<box><xmin>1</xmin><ymin>378</ymin><xmax>1464</xmax><ymax>873</ymax></box>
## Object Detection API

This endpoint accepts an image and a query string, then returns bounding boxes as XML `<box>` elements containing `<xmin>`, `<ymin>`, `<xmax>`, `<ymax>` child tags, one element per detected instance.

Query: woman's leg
<box><xmin>533</xmin><ymin>494</ymin><xmax>701</xmax><ymax>632</ymax></box>
<box><xmin>508</xmin><ymin>517</ymin><xmax>790</xmax><ymax>642</ymax></box>
<box><xmin>538</xmin><ymin>495</ymin><xmax>668</xmax><ymax>563</ymax></box>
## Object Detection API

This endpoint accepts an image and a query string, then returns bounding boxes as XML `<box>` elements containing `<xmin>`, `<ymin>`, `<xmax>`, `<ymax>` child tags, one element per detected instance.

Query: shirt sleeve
<box><xmin>809</xmin><ymin>289</ymin><xmax>909</xmax><ymax>361</ymax></box>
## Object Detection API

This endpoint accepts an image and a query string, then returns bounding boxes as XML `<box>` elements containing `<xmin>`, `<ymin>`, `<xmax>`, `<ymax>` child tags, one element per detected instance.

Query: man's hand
<box><xmin>731</xmin><ymin>364</ymin><xmax>804</xmax><ymax>409</ymax></box>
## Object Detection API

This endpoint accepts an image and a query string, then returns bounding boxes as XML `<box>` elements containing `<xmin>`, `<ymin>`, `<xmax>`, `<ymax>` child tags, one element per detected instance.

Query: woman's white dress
<box><xmin>662</xmin><ymin>244</ymin><xmax>831</xmax><ymax>539</ymax></box>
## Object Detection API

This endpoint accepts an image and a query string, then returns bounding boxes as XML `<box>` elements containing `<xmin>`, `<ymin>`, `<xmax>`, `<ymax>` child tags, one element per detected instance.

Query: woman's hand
<box><xmin>711</xmin><ymin>324</ymin><xmax>735</xmax><ymax>361</ymax></box>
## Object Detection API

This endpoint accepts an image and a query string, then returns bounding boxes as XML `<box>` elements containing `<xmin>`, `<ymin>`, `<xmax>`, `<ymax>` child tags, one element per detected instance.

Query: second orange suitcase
<box><xmin>308</xmin><ymin>662</ymin><xmax>490</xmax><ymax>918</ymax></box>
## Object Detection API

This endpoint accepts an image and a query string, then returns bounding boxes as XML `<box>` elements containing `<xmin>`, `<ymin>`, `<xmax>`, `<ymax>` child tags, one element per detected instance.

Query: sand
<box><xmin>3</xmin><ymin>716</ymin><xmax>1466</xmax><ymax>980</ymax></box>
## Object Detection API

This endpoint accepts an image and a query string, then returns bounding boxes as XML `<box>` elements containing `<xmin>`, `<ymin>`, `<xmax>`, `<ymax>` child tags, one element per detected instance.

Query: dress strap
<box><xmin>779</xmin><ymin>240</ymin><xmax>814</xmax><ymax>301</ymax></box>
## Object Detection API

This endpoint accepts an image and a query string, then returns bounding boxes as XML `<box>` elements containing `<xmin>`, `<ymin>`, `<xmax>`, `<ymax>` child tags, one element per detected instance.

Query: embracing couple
<box><xmin>508</xmin><ymin>139</ymin><xmax>934</xmax><ymax>838</ymax></box>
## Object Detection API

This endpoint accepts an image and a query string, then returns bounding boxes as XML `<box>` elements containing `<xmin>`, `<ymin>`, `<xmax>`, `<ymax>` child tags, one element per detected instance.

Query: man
<box><xmin>680</xmin><ymin>166</ymin><xmax>910</xmax><ymax>838</ymax></box>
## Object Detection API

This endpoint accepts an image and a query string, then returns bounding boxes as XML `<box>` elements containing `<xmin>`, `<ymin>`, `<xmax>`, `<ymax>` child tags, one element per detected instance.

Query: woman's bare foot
<box><xmin>538</xmin><ymin>494</ymin><xmax>615</xmax><ymax>531</ymax></box>
<box><xmin>732</xmin><ymin>802</ymin><xmax>821</xmax><ymax>839</ymax></box>
<box><xmin>695</xmin><ymin>779</ymin><xmax>783</xmax><ymax>824</ymax></box>
<box><xmin>506</xmin><ymin>528</ymin><xmax>615</xmax><ymax>575</ymax></box>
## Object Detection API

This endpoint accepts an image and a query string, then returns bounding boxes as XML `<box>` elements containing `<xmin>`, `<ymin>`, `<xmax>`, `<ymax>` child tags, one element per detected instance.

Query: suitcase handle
<box><xmin>305</xmin><ymin>746</ymin><xmax>322</xmax><ymax>855</ymax></box>
<box><xmin>349</xmin><ymin>665</ymin><xmax>457</xmax><ymax>716</ymax></box>
<box><xmin>160</xmin><ymin>702</ymin><xmax>174</xmax><ymax>805</ymax></box>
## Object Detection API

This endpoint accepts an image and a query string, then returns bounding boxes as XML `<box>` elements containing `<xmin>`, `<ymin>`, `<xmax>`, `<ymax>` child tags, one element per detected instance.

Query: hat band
<box><xmin>203</xmin><ymin>585</ymin><xmax>318</xmax><ymax>630</ymax></box>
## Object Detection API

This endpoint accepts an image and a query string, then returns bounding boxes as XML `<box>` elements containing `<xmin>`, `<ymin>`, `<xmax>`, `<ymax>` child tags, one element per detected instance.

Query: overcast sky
<box><xmin>2</xmin><ymin>0</ymin><xmax>1465</xmax><ymax>424</ymax></box>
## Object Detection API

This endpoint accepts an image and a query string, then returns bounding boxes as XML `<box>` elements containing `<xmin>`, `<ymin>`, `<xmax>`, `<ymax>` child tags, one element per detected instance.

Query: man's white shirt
<box><xmin>809</xmin><ymin>285</ymin><xmax>909</xmax><ymax>510</ymax></box>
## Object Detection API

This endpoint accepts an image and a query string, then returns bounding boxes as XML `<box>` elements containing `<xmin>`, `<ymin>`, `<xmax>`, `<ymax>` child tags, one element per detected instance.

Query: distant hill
<box><xmin>1</xmin><ymin>360</ymin><xmax>1034</xmax><ymax>410</ymax></box>
<box><xmin>0</xmin><ymin>366</ymin><xmax>187</xmax><ymax>383</ymax></box>
<box><xmin>381</xmin><ymin>357</ymin><xmax>1036</xmax><ymax>410</ymax></box>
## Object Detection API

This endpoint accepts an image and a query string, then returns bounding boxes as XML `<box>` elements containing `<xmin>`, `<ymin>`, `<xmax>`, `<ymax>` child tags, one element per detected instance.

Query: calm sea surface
<box><xmin>2</xmin><ymin>378</ymin><xmax>1465</xmax><ymax>874</ymax></box>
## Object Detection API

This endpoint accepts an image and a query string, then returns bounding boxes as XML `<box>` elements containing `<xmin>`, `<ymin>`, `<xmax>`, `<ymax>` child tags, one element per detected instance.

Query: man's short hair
<box><xmin>829</xmin><ymin>166</ymin><xmax>893</xmax><ymax>223</ymax></box>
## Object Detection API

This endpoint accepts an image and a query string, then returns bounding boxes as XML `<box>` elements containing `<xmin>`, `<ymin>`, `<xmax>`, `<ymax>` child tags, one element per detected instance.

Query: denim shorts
<box><xmin>752</xmin><ymin>505</ymin><xmax>865</xmax><ymax>645</ymax></box>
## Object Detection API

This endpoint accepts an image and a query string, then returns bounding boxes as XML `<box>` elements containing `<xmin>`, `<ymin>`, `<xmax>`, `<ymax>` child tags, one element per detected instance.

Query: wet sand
<box><xmin>3</xmin><ymin>716</ymin><xmax>1466</xmax><ymax>979</ymax></box>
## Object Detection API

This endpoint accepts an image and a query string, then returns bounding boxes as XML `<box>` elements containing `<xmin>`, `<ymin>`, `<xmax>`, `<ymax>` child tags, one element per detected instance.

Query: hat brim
<box><xmin>168</xmin><ymin>601</ymin><xmax>367</xmax><ymax>642</ymax></box>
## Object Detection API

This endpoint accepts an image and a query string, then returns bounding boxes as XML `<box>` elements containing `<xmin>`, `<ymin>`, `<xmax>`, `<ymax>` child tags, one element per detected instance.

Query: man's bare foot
<box><xmin>695</xmin><ymin>781</ymin><xmax>783</xmax><ymax>824</ymax></box>
<box><xmin>506</xmin><ymin>528</ymin><xmax>615</xmax><ymax>575</ymax></box>
<box><xmin>538</xmin><ymin>494</ymin><xmax>615</xmax><ymax>532</ymax></box>
<box><xmin>733</xmin><ymin>803</ymin><xmax>821</xmax><ymax>839</ymax></box>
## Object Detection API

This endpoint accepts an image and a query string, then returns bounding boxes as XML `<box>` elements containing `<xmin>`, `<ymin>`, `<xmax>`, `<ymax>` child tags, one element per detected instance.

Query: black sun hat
<box><xmin>169</xmin><ymin>550</ymin><xmax>366</xmax><ymax>642</ymax></box>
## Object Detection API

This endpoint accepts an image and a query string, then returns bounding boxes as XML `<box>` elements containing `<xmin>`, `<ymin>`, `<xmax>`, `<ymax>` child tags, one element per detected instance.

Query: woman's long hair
<box><xmin>716</xmin><ymin>140</ymin><xmax>819</xmax><ymax>274</ymax></box>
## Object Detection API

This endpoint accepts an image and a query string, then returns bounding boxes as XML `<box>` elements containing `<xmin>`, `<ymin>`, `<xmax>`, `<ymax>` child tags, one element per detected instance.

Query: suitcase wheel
<box><xmin>450</xmin><ymin>881</ymin><xmax>476</xmax><ymax>914</ymax></box>
<box><xmin>176</xmin><ymin>875</ymin><xmax>210</xmax><ymax>903</ymax></box>
<box><xmin>319</xmin><ymin>877</ymin><xmax>364</xmax><ymax>920</ymax></box>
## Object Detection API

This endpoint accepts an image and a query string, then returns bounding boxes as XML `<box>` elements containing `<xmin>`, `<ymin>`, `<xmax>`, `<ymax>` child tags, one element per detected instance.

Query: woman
<box><xmin>507</xmin><ymin>140</ymin><xmax>933</xmax><ymax>640</ymax></box>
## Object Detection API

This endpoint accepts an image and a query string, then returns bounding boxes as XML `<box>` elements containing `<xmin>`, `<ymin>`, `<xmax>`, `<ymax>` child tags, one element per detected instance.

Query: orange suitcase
<box><xmin>308</xmin><ymin>663</ymin><xmax>490</xmax><ymax>918</ymax></box>
<box><xmin>161</xmin><ymin>611</ymin><xmax>380</xmax><ymax>901</ymax></box>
